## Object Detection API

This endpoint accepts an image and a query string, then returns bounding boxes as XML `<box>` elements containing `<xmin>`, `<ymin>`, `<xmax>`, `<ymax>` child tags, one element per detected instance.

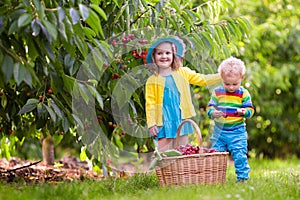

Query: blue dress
<box><xmin>155</xmin><ymin>75</ymin><xmax>193</xmax><ymax>140</ymax></box>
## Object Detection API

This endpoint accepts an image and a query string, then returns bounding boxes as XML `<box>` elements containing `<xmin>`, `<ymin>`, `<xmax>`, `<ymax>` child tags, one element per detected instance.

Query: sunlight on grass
<box><xmin>0</xmin><ymin>159</ymin><xmax>299</xmax><ymax>200</ymax></box>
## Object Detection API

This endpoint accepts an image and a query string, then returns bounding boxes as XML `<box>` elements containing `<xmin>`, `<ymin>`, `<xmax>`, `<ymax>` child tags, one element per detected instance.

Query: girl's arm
<box><xmin>181</xmin><ymin>67</ymin><xmax>222</xmax><ymax>86</ymax></box>
<box><xmin>145</xmin><ymin>82</ymin><xmax>157</xmax><ymax>128</ymax></box>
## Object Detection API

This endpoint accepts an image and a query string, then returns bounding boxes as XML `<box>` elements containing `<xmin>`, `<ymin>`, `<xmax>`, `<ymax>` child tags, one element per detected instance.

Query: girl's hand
<box><xmin>149</xmin><ymin>126</ymin><xmax>158</xmax><ymax>137</ymax></box>
<box><xmin>212</xmin><ymin>110</ymin><xmax>226</xmax><ymax>118</ymax></box>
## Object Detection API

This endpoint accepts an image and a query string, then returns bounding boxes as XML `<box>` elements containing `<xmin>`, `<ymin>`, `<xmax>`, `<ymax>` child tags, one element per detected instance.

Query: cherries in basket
<box><xmin>176</xmin><ymin>144</ymin><xmax>217</xmax><ymax>155</ymax></box>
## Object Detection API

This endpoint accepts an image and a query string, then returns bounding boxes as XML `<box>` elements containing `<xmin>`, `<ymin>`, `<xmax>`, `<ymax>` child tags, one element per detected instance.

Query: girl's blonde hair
<box><xmin>151</xmin><ymin>42</ymin><xmax>182</xmax><ymax>72</ymax></box>
<box><xmin>218</xmin><ymin>56</ymin><xmax>246</xmax><ymax>76</ymax></box>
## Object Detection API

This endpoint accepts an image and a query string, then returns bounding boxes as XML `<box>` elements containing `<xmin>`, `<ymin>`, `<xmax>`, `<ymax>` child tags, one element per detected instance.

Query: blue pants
<box><xmin>211</xmin><ymin>125</ymin><xmax>250</xmax><ymax>180</ymax></box>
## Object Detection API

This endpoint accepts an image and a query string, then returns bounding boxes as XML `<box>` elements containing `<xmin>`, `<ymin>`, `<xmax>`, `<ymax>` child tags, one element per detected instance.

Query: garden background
<box><xmin>0</xmin><ymin>0</ymin><xmax>299</xmax><ymax>183</ymax></box>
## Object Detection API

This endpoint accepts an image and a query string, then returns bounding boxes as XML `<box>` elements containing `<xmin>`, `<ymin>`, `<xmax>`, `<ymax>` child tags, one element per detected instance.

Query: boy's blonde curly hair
<box><xmin>218</xmin><ymin>56</ymin><xmax>246</xmax><ymax>76</ymax></box>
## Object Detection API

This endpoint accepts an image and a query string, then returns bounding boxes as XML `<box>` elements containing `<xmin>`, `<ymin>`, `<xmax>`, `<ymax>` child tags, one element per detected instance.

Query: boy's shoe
<box><xmin>236</xmin><ymin>178</ymin><xmax>247</xmax><ymax>183</ymax></box>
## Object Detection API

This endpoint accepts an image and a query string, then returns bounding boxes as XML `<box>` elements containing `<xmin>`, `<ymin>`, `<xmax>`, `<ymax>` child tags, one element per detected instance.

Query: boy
<box><xmin>207</xmin><ymin>57</ymin><xmax>254</xmax><ymax>183</ymax></box>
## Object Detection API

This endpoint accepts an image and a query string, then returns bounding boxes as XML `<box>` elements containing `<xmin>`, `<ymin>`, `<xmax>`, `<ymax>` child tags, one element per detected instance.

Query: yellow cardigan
<box><xmin>145</xmin><ymin>67</ymin><xmax>221</xmax><ymax>128</ymax></box>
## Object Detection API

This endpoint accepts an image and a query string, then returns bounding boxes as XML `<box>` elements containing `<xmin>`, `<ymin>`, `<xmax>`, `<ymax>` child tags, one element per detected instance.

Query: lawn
<box><xmin>1</xmin><ymin>158</ymin><xmax>299</xmax><ymax>200</ymax></box>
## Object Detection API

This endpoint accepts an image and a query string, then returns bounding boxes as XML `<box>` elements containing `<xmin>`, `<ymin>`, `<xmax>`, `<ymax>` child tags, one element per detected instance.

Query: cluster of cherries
<box><xmin>176</xmin><ymin>144</ymin><xmax>217</xmax><ymax>155</ymax></box>
<box><xmin>131</xmin><ymin>49</ymin><xmax>148</xmax><ymax>59</ymax></box>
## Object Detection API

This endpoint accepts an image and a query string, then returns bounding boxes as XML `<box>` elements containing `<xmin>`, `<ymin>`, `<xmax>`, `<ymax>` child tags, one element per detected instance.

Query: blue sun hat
<box><xmin>146</xmin><ymin>36</ymin><xmax>186</xmax><ymax>64</ymax></box>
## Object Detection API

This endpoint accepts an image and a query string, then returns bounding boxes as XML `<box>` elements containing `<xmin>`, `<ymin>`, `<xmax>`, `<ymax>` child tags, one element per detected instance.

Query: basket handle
<box><xmin>175</xmin><ymin>119</ymin><xmax>203</xmax><ymax>153</ymax></box>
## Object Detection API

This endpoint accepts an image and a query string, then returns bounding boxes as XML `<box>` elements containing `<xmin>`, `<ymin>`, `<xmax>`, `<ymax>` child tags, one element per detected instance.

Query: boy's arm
<box><xmin>242</xmin><ymin>89</ymin><xmax>255</xmax><ymax>118</ymax></box>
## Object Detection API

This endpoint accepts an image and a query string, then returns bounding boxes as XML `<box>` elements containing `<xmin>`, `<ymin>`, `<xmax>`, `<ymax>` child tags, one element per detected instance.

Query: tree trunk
<box><xmin>42</xmin><ymin>134</ymin><xmax>54</xmax><ymax>165</ymax></box>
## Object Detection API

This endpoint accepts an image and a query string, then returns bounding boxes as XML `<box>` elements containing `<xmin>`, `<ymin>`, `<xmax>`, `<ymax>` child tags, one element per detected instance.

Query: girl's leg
<box><xmin>158</xmin><ymin>138</ymin><xmax>174</xmax><ymax>152</ymax></box>
<box><xmin>174</xmin><ymin>135</ymin><xmax>188</xmax><ymax>148</ymax></box>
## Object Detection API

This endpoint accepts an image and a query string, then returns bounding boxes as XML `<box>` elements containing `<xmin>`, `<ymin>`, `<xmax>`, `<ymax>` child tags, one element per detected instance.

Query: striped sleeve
<box><xmin>242</xmin><ymin>89</ymin><xmax>255</xmax><ymax>118</ymax></box>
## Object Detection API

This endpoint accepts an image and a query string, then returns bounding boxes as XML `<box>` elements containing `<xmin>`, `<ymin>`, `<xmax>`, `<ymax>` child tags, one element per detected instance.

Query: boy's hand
<box><xmin>149</xmin><ymin>126</ymin><xmax>158</xmax><ymax>137</ymax></box>
<box><xmin>236</xmin><ymin>108</ymin><xmax>246</xmax><ymax>115</ymax></box>
<box><xmin>212</xmin><ymin>110</ymin><xmax>226</xmax><ymax>118</ymax></box>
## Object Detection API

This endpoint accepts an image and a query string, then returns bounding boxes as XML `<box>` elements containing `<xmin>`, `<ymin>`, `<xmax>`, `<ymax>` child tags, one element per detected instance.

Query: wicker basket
<box><xmin>155</xmin><ymin>119</ymin><xmax>228</xmax><ymax>186</ymax></box>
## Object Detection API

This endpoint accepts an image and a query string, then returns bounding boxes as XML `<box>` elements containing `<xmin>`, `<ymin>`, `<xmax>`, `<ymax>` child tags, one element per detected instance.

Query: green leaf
<box><xmin>74</xmin><ymin>35</ymin><xmax>89</xmax><ymax>57</ymax></box>
<box><xmin>77</xmin><ymin>82</ymin><xmax>90</xmax><ymax>105</ymax></box>
<box><xmin>17</xmin><ymin>98</ymin><xmax>40</xmax><ymax>115</ymax></box>
<box><xmin>58</xmin><ymin>7</ymin><xmax>66</xmax><ymax>22</ymax></box>
<box><xmin>44</xmin><ymin>104</ymin><xmax>57</xmax><ymax>122</ymax></box>
<box><xmin>85</xmin><ymin>9</ymin><xmax>104</xmax><ymax>38</ymax></box>
<box><xmin>50</xmin><ymin>100</ymin><xmax>64</xmax><ymax>119</ymax></box>
<box><xmin>63</xmin><ymin>75</ymin><xmax>76</xmax><ymax>93</ymax></box>
<box><xmin>83</xmin><ymin>27</ymin><xmax>96</xmax><ymax>39</ymax></box>
<box><xmin>169</xmin><ymin>0</ymin><xmax>181</xmax><ymax>14</ymax></box>
<box><xmin>37</xmin><ymin>102</ymin><xmax>44</xmax><ymax>117</ymax></box>
<box><xmin>90</xmin><ymin>4</ymin><xmax>107</xmax><ymax>21</ymax></box>
<box><xmin>1</xmin><ymin>93</ymin><xmax>7</xmax><ymax>109</ymax></box>
<box><xmin>31</xmin><ymin>19</ymin><xmax>41</xmax><ymax>36</ymax></box>
<box><xmin>70</xmin><ymin>8</ymin><xmax>80</xmax><ymax>24</ymax></box>
<box><xmin>53</xmin><ymin>134</ymin><xmax>63</xmax><ymax>147</ymax></box>
<box><xmin>8</xmin><ymin>20</ymin><xmax>18</xmax><ymax>35</ymax></box>
<box><xmin>200</xmin><ymin>31</ymin><xmax>213</xmax><ymax>50</ymax></box>
<box><xmin>14</xmin><ymin>63</ymin><xmax>27</xmax><ymax>85</ymax></box>
<box><xmin>79</xmin><ymin>4</ymin><xmax>90</xmax><ymax>21</ymax></box>
<box><xmin>43</xmin><ymin>20</ymin><xmax>58</xmax><ymax>41</ymax></box>
<box><xmin>87</xmin><ymin>79</ymin><xmax>98</xmax><ymax>85</ymax></box>
<box><xmin>1</xmin><ymin>55</ymin><xmax>13</xmax><ymax>83</ymax></box>
<box><xmin>72</xmin><ymin>114</ymin><xmax>84</xmax><ymax>129</ymax></box>
<box><xmin>161</xmin><ymin>149</ymin><xmax>182</xmax><ymax>157</ymax></box>
<box><xmin>62</xmin><ymin>117</ymin><xmax>70</xmax><ymax>133</ymax></box>
<box><xmin>36</xmin><ymin>19</ymin><xmax>53</xmax><ymax>43</ymax></box>
<box><xmin>114</xmin><ymin>2</ymin><xmax>127</xmax><ymax>22</ymax></box>
<box><xmin>18</xmin><ymin>13</ymin><xmax>33</xmax><ymax>28</ymax></box>
<box><xmin>58</xmin><ymin>19</ymin><xmax>68</xmax><ymax>41</ymax></box>
<box><xmin>80</xmin><ymin>146</ymin><xmax>87</xmax><ymax>161</ymax></box>
<box><xmin>86</xmin><ymin>84</ymin><xmax>103</xmax><ymax>109</ymax></box>
<box><xmin>34</xmin><ymin>0</ymin><xmax>45</xmax><ymax>19</ymax></box>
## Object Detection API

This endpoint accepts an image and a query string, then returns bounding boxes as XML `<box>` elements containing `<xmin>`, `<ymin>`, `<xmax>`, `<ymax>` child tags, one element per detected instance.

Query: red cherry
<box><xmin>111</xmin><ymin>73</ymin><xmax>119</xmax><ymax>80</ymax></box>
<box><xmin>48</xmin><ymin>88</ymin><xmax>53</xmax><ymax>94</ymax></box>
<box><xmin>121</xmin><ymin>132</ymin><xmax>126</xmax><ymax>136</ymax></box>
<box><xmin>129</xmin><ymin>34</ymin><xmax>135</xmax><ymax>39</ymax></box>
<box><xmin>39</xmin><ymin>95</ymin><xmax>43</xmax><ymax>101</ymax></box>
<box><xmin>208</xmin><ymin>149</ymin><xmax>217</xmax><ymax>153</ymax></box>
<box><xmin>112</xmin><ymin>40</ymin><xmax>117</xmax><ymax>46</ymax></box>
<box><xmin>122</xmin><ymin>37</ymin><xmax>128</xmax><ymax>43</ymax></box>
<box><xmin>8</xmin><ymin>130</ymin><xmax>14</xmax><ymax>135</ymax></box>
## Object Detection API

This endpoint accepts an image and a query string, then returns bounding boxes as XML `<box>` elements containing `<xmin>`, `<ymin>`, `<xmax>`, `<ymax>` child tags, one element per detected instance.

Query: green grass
<box><xmin>1</xmin><ymin>159</ymin><xmax>299</xmax><ymax>200</ymax></box>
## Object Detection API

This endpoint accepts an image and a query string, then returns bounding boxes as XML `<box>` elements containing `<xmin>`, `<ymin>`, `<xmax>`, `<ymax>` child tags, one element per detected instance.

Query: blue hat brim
<box><xmin>146</xmin><ymin>37</ymin><xmax>185</xmax><ymax>64</ymax></box>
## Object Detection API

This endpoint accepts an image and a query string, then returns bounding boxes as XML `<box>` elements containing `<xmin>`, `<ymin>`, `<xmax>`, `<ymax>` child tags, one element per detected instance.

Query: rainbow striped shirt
<box><xmin>207</xmin><ymin>86</ymin><xmax>254</xmax><ymax>131</ymax></box>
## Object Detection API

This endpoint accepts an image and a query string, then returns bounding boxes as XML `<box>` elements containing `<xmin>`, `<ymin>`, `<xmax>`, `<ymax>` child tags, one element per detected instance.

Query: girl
<box><xmin>145</xmin><ymin>37</ymin><xmax>221</xmax><ymax>152</ymax></box>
